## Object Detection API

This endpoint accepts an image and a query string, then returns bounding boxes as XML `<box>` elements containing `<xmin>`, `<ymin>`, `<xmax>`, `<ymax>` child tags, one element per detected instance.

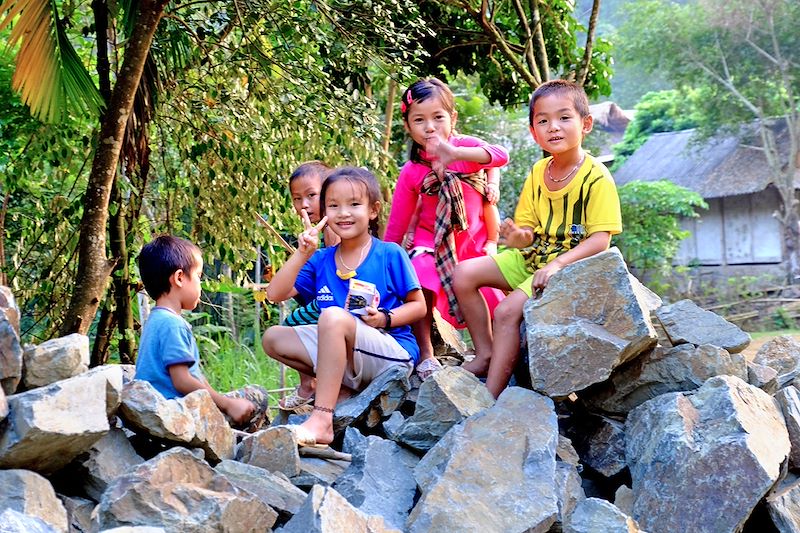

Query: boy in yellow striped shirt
<box><xmin>454</xmin><ymin>79</ymin><xmax>622</xmax><ymax>398</ymax></box>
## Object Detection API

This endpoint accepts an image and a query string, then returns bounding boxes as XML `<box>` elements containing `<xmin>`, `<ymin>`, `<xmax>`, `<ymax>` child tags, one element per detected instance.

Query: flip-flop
<box><xmin>279</xmin><ymin>387</ymin><xmax>314</xmax><ymax>413</ymax></box>
<box><xmin>284</xmin><ymin>424</ymin><xmax>329</xmax><ymax>449</ymax></box>
<box><xmin>415</xmin><ymin>357</ymin><xmax>443</xmax><ymax>382</ymax></box>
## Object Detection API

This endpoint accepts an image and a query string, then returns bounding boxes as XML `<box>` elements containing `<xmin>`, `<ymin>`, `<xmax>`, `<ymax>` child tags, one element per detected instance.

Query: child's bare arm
<box><xmin>360</xmin><ymin>288</ymin><xmax>426</xmax><ymax>329</ymax></box>
<box><xmin>266</xmin><ymin>213</ymin><xmax>327</xmax><ymax>302</ymax></box>
<box><xmin>532</xmin><ymin>231</ymin><xmax>611</xmax><ymax>291</ymax></box>
<box><xmin>403</xmin><ymin>197</ymin><xmax>423</xmax><ymax>250</ymax></box>
<box><xmin>168</xmin><ymin>364</ymin><xmax>254</xmax><ymax>424</ymax></box>
<box><xmin>486</xmin><ymin>167</ymin><xmax>500</xmax><ymax>205</ymax></box>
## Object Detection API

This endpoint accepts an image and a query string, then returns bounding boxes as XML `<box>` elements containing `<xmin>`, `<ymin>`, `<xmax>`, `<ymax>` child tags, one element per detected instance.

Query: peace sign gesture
<box><xmin>297</xmin><ymin>209</ymin><xmax>328</xmax><ymax>259</ymax></box>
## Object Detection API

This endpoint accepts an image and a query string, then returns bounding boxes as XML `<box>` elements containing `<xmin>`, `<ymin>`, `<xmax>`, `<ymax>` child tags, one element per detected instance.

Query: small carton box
<box><xmin>345</xmin><ymin>279</ymin><xmax>380</xmax><ymax>315</ymax></box>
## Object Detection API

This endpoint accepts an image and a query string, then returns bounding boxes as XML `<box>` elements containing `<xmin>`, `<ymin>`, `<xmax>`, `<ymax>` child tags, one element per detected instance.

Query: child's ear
<box><xmin>582</xmin><ymin>114</ymin><xmax>594</xmax><ymax>135</ymax></box>
<box><xmin>402</xmin><ymin>120</ymin><xmax>410</xmax><ymax>134</ymax></box>
<box><xmin>171</xmin><ymin>269</ymin><xmax>185</xmax><ymax>288</ymax></box>
<box><xmin>451</xmin><ymin>110</ymin><xmax>458</xmax><ymax>128</ymax></box>
<box><xmin>529</xmin><ymin>125</ymin><xmax>539</xmax><ymax>144</ymax></box>
<box><xmin>370</xmin><ymin>201</ymin><xmax>381</xmax><ymax>220</ymax></box>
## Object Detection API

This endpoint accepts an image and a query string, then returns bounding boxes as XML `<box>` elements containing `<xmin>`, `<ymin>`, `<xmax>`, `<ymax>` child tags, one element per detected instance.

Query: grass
<box><xmin>749</xmin><ymin>328</ymin><xmax>800</xmax><ymax>340</ymax></box>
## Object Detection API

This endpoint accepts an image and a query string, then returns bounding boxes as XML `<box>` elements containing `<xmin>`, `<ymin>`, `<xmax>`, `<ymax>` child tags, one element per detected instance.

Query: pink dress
<box><xmin>384</xmin><ymin>134</ymin><xmax>509</xmax><ymax>327</ymax></box>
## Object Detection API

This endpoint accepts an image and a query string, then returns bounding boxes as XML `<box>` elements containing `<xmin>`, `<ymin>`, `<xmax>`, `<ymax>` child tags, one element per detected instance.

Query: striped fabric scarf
<box><xmin>421</xmin><ymin>168</ymin><xmax>487</xmax><ymax>324</ymax></box>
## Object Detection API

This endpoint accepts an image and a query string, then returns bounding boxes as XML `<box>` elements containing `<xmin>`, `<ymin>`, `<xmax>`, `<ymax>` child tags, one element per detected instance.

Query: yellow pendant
<box><xmin>336</xmin><ymin>268</ymin><xmax>357</xmax><ymax>280</ymax></box>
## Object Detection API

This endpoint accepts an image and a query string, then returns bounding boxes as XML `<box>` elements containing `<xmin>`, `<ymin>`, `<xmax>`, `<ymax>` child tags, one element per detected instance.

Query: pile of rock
<box><xmin>1</xmin><ymin>248</ymin><xmax>799</xmax><ymax>532</ymax></box>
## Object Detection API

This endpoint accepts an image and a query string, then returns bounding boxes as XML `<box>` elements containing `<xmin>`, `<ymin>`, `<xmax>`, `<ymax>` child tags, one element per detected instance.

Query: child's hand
<box><xmin>402</xmin><ymin>231</ymin><xmax>415</xmax><ymax>250</ymax></box>
<box><xmin>224</xmin><ymin>397</ymin><xmax>255</xmax><ymax>425</ymax></box>
<box><xmin>484</xmin><ymin>240</ymin><xmax>498</xmax><ymax>255</ymax></box>
<box><xmin>298</xmin><ymin>210</ymin><xmax>328</xmax><ymax>258</ymax></box>
<box><xmin>499</xmin><ymin>218</ymin><xmax>531</xmax><ymax>248</ymax></box>
<box><xmin>426</xmin><ymin>136</ymin><xmax>457</xmax><ymax>178</ymax></box>
<box><xmin>486</xmin><ymin>182</ymin><xmax>499</xmax><ymax>205</ymax></box>
<box><xmin>532</xmin><ymin>260</ymin><xmax>564</xmax><ymax>292</ymax></box>
<box><xmin>360</xmin><ymin>306</ymin><xmax>386</xmax><ymax>329</ymax></box>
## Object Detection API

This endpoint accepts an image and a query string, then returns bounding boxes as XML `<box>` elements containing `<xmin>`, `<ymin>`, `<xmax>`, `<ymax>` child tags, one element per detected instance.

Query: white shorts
<box><xmin>293</xmin><ymin>319</ymin><xmax>413</xmax><ymax>391</ymax></box>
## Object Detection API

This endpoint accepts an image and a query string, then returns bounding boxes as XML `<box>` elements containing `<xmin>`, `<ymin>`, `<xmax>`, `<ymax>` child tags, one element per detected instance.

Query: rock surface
<box><xmin>655</xmin><ymin>299</ymin><xmax>750</xmax><ymax>353</ymax></box>
<box><xmin>22</xmin><ymin>333</ymin><xmax>90</xmax><ymax>389</ymax></box>
<box><xmin>754</xmin><ymin>335</ymin><xmax>800</xmax><ymax>388</ymax></box>
<box><xmin>564</xmin><ymin>497</ymin><xmax>643</xmax><ymax>533</ymax></box>
<box><xmin>0</xmin><ymin>469</ymin><xmax>68</xmax><ymax>532</ymax></box>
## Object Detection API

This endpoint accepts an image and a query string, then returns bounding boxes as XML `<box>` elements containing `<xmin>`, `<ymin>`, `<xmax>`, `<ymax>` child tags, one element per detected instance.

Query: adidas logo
<box><xmin>318</xmin><ymin>285</ymin><xmax>334</xmax><ymax>301</ymax></box>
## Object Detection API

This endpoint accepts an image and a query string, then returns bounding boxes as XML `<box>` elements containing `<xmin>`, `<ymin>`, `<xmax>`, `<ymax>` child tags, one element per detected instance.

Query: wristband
<box><xmin>378</xmin><ymin>307</ymin><xmax>392</xmax><ymax>330</ymax></box>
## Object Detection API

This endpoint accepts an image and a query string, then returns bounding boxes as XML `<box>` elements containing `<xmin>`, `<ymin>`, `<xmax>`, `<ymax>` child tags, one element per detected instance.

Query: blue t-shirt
<box><xmin>135</xmin><ymin>307</ymin><xmax>203</xmax><ymax>399</ymax></box>
<box><xmin>294</xmin><ymin>237</ymin><xmax>422</xmax><ymax>363</ymax></box>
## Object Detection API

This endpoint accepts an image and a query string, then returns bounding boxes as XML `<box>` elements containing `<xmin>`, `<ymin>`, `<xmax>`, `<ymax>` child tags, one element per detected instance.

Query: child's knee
<box><xmin>261</xmin><ymin>327</ymin><xmax>280</xmax><ymax>356</ymax></box>
<box><xmin>453</xmin><ymin>262</ymin><xmax>477</xmax><ymax>293</ymax></box>
<box><xmin>494</xmin><ymin>297</ymin><xmax>525</xmax><ymax>325</ymax></box>
<box><xmin>318</xmin><ymin>306</ymin><xmax>355</xmax><ymax>332</ymax></box>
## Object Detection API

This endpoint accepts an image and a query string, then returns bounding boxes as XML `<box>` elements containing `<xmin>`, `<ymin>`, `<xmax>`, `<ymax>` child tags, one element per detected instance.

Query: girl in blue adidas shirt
<box><xmin>263</xmin><ymin>166</ymin><xmax>426</xmax><ymax>446</ymax></box>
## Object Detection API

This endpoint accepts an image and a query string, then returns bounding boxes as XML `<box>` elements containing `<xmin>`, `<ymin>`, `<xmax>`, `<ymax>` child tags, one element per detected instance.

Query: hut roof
<box><xmin>613</xmin><ymin>121</ymin><xmax>799</xmax><ymax>199</ymax></box>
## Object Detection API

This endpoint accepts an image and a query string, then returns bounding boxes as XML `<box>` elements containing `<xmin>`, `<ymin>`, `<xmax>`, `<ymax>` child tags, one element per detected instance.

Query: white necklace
<box><xmin>546</xmin><ymin>154</ymin><xmax>585</xmax><ymax>183</ymax></box>
<box><xmin>336</xmin><ymin>239</ymin><xmax>371</xmax><ymax>280</ymax></box>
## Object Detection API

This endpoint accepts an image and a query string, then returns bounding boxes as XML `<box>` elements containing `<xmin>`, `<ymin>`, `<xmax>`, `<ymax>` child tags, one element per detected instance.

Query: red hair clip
<box><xmin>401</xmin><ymin>92</ymin><xmax>413</xmax><ymax>114</ymax></box>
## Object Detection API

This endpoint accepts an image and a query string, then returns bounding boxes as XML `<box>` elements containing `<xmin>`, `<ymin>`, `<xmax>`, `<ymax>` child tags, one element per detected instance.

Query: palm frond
<box><xmin>0</xmin><ymin>0</ymin><xmax>104</xmax><ymax>122</ymax></box>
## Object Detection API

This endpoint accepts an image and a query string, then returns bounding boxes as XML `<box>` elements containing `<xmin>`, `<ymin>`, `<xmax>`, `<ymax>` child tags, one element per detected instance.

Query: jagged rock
<box><xmin>118</xmin><ymin>380</ymin><xmax>234</xmax><ymax>462</ymax></box>
<box><xmin>277</xmin><ymin>485</ymin><xmax>401</xmax><ymax>533</ymax></box>
<box><xmin>0</xmin><ymin>366</ymin><xmax>122</xmax><ymax>473</ymax></box>
<box><xmin>382</xmin><ymin>411</ymin><xmax>405</xmax><ymax>441</ymax></box>
<box><xmin>215</xmin><ymin>459</ymin><xmax>307</xmax><ymax>521</ymax></box>
<box><xmin>583</xmin><ymin>344</ymin><xmax>746</xmax><ymax>415</ymax></box>
<box><xmin>614</xmin><ymin>485</ymin><xmax>634</xmax><ymax>516</ymax></box>
<box><xmin>777</xmin><ymin>386</ymin><xmax>800</xmax><ymax>469</ymax></box>
<box><xmin>564</xmin><ymin>498</ymin><xmax>644</xmax><ymax>533</ymax></box>
<box><xmin>0</xmin><ymin>309</ymin><xmax>23</xmax><ymax>395</ymax></box>
<box><xmin>0</xmin><ymin>509</ymin><xmax>59</xmax><ymax>533</ymax></box>
<box><xmin>22</xmin><ymin>334</ymin><xmax>90</xmax><ymax>390</ymax></box>
<box><xmin>524</xmin><ymin>249</ymin><xmax>660</xmax><ymax>397</ymax></box>
<box><xmin>0</xmin><ymin>385</ymin><xmax>7</xmax><ymax>421</ymax></box>
<box><xmin>99</xmin><ymin>528</ymin><xmax>165</xmax><ymax>533</ymax></box>
<box><xmin>0</xmin><ymin>286</ymin><xmax>20</xmax><ymax>335</ymax></box>
<box><xmin>553</xmin><ymin>462</ymin><xmax>586</xmax><ymax>530</ymax></box>
<box><xmin>566</xmin><ymin>414</ymin><xmax>627</xmax><ymax>478</ymax></box>
<box><xmin>556</xmin><ymin>434</ymin><xmax>581</xmax><ymax>467</ymax></box>
<box><xmin>407</xmin><ymin>387</ymin><xmax>559</xmax><ymax>533</ymax></box>
<box><xmin>754</xmin><ymin>336</ymin><xmax>800</xmax><ymax>388</ymax></box>
<box><xmin>118</xmin><ymin>365</ymin><xmax>136</xmax><ymax>384</ymax></box>
<box><xmin>72</xmin><ymin>427</ymin><xmax>144</xmax><ymax>501</ymax></box>
<box><xmin>655</xmin><ymin>299</ymin><xmax>750</xmax><ymax>353</ymax></box>
<box><xmin>767</xmin><ymin>472</ymin><xmax>800</xmax><ymax>533</ymax></box>
<box><xmin>236</xmin><ymin>426</ymin><xmax>300</xmax><ymax>477</ymax></box>
<box><xmin>60</xmin><ymin>495</ymin><xmax>95</xmax><ymax>533</ymax></box>
<box><xmin>96</xmin><ymin>447</ymin><xmax>276</xmax><ymax>532</ymax></box>
<box><xmin>334</xmin><ymin>428</ymin><xmax>418</xmax><ymax>530</ymax></box>
<box><xmin>0</xmin><ymin>469</ymin><xmax>68</xmax><ymax>532</ymax></box>
<box><xmin>291</xmin><ymin>457</ymin><xmax>350</xmax><ymax>490</ymax></box>
<box><xmin>333</xmin><ymin>365</ymin><xmax>409</xmax><ymax>433</ymax></box>
<box><xmin>394</xmin><ymin>366</ymin><xmax>493</xmax><ymax>452</ymax></box>
<box><xmin>626</xmin><ymin>375</ymin><xmax>790</xmax><ymax>533</ymax></box>
<box><xmin>748</xmin><ymin>361</ymin><xmax>779</xmax><ymax>395</ymax></box>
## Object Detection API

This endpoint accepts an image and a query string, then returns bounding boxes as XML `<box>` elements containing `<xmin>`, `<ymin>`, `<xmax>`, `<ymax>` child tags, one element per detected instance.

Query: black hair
<box><xmin>320</xmin><ymin>166</ymin><xmax>382</xmax><ymax>237</ymax></box>
<box><xmin>138</xmin><ymin>235</ymin><xmax>201</xmax><ymax>300</ymax></box>
<box><xmin>528</xmin><ymin>79</ymin><xmax>590</xmax><ymax>126</ymax></box>
<box><xmin>400</xmin><ymin>78</ymin><xmax>456</xmax><ymax>164</ymax></box>
<box><xmin>288</xmin><ymin>161</ymin><xmax>332</xmax><ymax>185</ymax></box>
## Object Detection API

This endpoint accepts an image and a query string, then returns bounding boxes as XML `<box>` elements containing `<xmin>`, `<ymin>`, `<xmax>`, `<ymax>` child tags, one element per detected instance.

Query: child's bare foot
<box><xmin>461</xmin><ymin>355</ymin><xmax>490</xmax><ymax>377</ymax></box>
<box><xmin>298</xmin><ymin>412</ymin><xmax>334</xmax><ymax>445</ymax></box>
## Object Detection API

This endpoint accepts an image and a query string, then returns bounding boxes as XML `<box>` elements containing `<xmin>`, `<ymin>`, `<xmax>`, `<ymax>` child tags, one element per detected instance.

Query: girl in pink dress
<box><xmin>384</xmin><ymin>78</ymin><xmax>509</xmax><ymax>380</ymax></box>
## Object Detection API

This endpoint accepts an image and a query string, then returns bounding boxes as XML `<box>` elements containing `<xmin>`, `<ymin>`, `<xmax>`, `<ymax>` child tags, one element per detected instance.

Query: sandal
<box><xmin>415</xmin><ymin>357</ymin><xmax>443</xmax><ymax>382</ymax></box>
<box><xmin>279</xmin><ymin>387</ymin><xmax>314</xmax><ymax>413</ymax></box>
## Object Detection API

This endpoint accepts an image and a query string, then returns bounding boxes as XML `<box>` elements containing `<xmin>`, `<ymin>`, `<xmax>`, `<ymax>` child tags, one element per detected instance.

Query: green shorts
<box><xmin>492</xmin><ymin>248</ymin><xmax>536</xmax><ymax>297</ymax></box>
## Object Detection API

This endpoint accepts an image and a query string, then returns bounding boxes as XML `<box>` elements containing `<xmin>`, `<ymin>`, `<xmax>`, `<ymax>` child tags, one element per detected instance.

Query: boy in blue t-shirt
<box><xmin>136</xmin><ymin>235</ymin><xmax>269</xmax><ymax>431</ymax></box>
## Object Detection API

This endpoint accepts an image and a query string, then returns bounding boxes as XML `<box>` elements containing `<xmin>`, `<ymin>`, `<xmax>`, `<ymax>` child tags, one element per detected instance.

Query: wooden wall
<box><xmin>675</xmin><ymin>187</ymin><xmax>783</xmax><ymax>266</ymax></box>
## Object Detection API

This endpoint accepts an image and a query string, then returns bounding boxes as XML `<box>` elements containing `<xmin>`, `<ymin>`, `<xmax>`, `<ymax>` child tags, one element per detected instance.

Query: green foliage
<box><xmin>612</xmin><ymin>180</ymin><xmax>707</xmax><ymax>273</ymax></box>
<box><xmin>611</xmin><ymin>89</ymin><xmax>702</xmax><ymax>170</ymax></box>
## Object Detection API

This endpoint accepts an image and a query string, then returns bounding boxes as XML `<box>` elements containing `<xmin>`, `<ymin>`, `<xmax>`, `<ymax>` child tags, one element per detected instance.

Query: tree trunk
<box><xmin>90</xmin><ymin>303</ymin><xmax>115</xmax><ymax>367</ymax></box>
<box><xmin>109</xmin><ymin>178</ymin><xmax>135</xmax><ymax>363</ymax></box>
<box><xmin>60</xmin><ymin>0</ymin><xmax>169</xmax><ymax>336</ymax></box>
<box><xmin>576</xmin><ymin>0</ymin><xmax>601</xmax><ymax>85</ymax></box>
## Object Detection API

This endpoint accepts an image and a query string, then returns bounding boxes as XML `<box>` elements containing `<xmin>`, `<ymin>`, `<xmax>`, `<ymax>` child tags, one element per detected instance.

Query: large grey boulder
<box><xmin>96</xmin><ymin>447</ymin><xmax>276</xmax><ymax>532</ymax></box>
<box><xmin>215</xmin><ymin>459</ymin><xmax>307</xmax><ymax>521</ymax></box>
<box><xmin>0</xmin><ymin>307</ymin><xmax>23</xmax><ymax>395</ymax></box>
<box><xmin>118</xmin><ymin>380</ymin><xmax>234</xmax><ymax>462</ymax></box>
<box><xmin>407</xmin><ymin>387</ymin><xmax>559</xmax><ymax>533</ymax></box>
<box><xmin>754</xmin><ymin>335</ymin><xmax>800</xmax><ymax>388</ymax></box>
<box><xmin>71</xmin><ymin>427</ymin><xmax>144</xmax><ymax>501</ymax></box>
<box><xmin>564</xmin><ymin>498</ymin><xmax>644</xmax><ymax>533</ymax></box>
<box><xmin>767</xmin><ymin>473</ymin><xmax>800</xmax><ymax>533</ymax></box>
<box><xmin>524</xmin><ymin>248</ymin><xmax>660</xmax><ymax>397</ymax></box>
<box><xmin>236</xmin><ymin>426</ymin><xmax>300</xmax><ymax>477</ymax></box>
<box><xmin>0</xmin><ymin>366</ymin><xmax>122</xmax><ymax>473</ymax></box>
<box><xmin>0</xmin><ymin>509</ymin><xmax>59</xmax><ymax>533</ymax></box>
<box><xmin>332</xmin><ymin>365</ymin><xmax>409</xmax><ymax>433</ymax></box>
<box><xmin>0</xmin><ymin>469</ymin><xmax>68</xmax><ymax>532</ymax></box>
<box><xmin>60</xmin><ymin>495</ymin><xmax>95</xmax><ymax>533</ymax></box>
<box><xmin>291</xmin><ymin>457</ymin><xmax>350</xmax><ymax>491</ymax></box>
<box><xmin>277</xmin><ymin>485</ymin><xmax>401</xmax><ymax>533</ymax></box>
<box><xmin>394</xmin><ymin>366</ymin><xmax>493</xmax><ymax>452</ymax></box>
<box><xmin>626</xmin><ymin>375</ymin><xmax>790</xmax><ymax>533</ymax></box>
<box><xmin>334</xmin><ymin>428</ymin><xmax>419</xmax><ymax>530</ymax></box>
<box><xmin>553</xmin><ymin>462</ymin><xmax>586</xmax><ymax>530</ymax></box>
<box><xmin>777</xmin><ymin>386</ymin><xmax>800</xmax><ymax>469</ymax></box>
<box><xmin>583</xmin><ymin>343</ymin><xmax>747</xmax><ymax>415</ymax></box>
<box><xmin>566</xmin><ymin>413</ymin><xmax>627</xmax><ymax>478</ymax></box>
<box><xmin>748</xmin><ymin>361</ymin><xmax>779</xmax><ymax>394</ymax></box>
<box><xmin>22</xmin><ymin>334</ymin><xmax>90</xmax><ymax>389</ymax></box>
<box><xmin>655</xmin><ymin>299</ymin><xmax>750</xmax><ymax>353</ymax></box>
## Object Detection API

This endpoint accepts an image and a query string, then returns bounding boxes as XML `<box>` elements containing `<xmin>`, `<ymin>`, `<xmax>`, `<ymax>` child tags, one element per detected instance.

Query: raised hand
<box><xmin>298</xmin><ymin>209</ymin><xmax>328</xmax><ymax>258</ymax></box>
<box><xmin>499</xmin><ymin>218</ymin><xmax>533</xmax><ymax>248</ymax></box>
<box><xmin>426</xmin><ymin>136</ymin><xmax>457</xmax><ymax>178</ymax></box>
